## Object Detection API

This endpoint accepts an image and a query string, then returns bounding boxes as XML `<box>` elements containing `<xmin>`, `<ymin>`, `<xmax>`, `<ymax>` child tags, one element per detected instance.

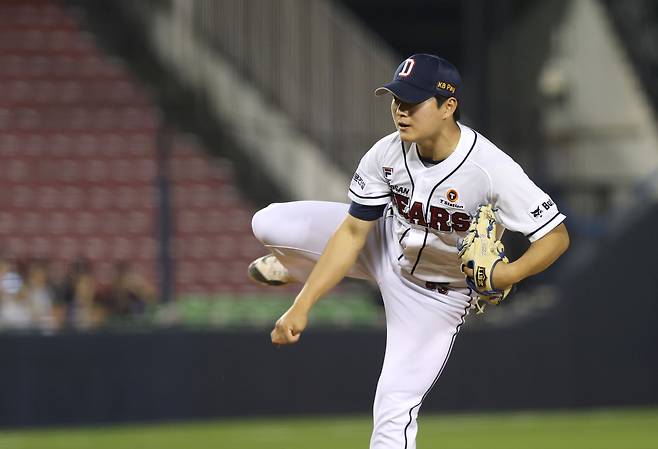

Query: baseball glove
<box><xmin>457</xmin><ymin>204</ymin><xmax>511</xmax><ymax>313</ymax></box>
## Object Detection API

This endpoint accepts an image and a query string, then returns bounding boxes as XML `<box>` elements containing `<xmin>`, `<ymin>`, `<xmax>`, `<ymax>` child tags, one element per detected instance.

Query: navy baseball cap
<box><xmin>375</xmin><ymin>54</ymin><xmax>461</xmax><ymax>104</ymax></box>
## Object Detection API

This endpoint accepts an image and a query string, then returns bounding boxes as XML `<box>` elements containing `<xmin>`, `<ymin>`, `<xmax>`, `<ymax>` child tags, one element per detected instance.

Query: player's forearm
<box><xmin>292</xmin><ymin>218</ymin><xmax>371</xmax><ymax>312</ymax></box>
<box><xmin>506</xmin><ymin>223</ymin><xmax>570</xmax><ymax>285</ymax></box>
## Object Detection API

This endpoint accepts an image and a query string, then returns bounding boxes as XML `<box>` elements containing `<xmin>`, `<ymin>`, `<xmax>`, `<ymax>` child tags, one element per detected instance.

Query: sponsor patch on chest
<box><xmin>438</xmin><ymin>188</ymin><xmax>465</xmax><ymax>209</ymax></box>
<box><xmin>438</xmin><ymin>198</ymin><xmax>465</xmax><ymax>210</ymax></box>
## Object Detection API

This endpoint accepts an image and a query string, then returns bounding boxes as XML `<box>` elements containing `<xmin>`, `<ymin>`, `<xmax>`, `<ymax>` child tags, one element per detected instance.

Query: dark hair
<box><xmin>435</xmin><ymin>95</ymin><xmax>460</xmax><ymax>122</ymax></box>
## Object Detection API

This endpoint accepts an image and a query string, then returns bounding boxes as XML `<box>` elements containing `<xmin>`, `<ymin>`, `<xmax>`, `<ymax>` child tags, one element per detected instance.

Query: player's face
<box><xmin>390</xmin><ymin>96</ymin><xmax>450</xmax><ymax>143</ymax></box>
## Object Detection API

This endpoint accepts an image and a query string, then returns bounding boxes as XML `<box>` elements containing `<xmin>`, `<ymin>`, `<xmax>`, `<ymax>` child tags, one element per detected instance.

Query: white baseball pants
<box><xmin>252</xmin><ymin>201</ymin><xmax>472</xmax><ymax>449</ymax></box>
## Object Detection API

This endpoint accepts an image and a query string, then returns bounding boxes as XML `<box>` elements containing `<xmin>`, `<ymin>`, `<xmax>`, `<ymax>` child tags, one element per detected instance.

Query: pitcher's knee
<box><xmin>251</xmin><ymin>200</ymin><xmax>335</xmax><ymax>254</ymax></box>
<box><xmin>251</xmin><ymin>203</ymin><xmax>281</xmax><ymax>245</ymax></box>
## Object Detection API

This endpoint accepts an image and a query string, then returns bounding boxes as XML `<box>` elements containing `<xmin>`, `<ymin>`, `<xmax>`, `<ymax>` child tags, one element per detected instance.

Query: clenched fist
<box><xmin>271</xmin><ymin>304</ymin><xmax>308</xmax><ymax>346</ymax></box>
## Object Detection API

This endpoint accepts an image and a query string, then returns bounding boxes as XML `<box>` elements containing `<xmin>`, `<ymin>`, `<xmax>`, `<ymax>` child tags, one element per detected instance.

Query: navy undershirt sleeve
<box><xmin>348</xmin><ymin>201</ymin><xmax>387</xmax><ymax>221</ymax></box>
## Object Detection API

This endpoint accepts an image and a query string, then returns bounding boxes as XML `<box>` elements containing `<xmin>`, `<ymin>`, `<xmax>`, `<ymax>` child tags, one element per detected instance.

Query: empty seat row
<box><xmin>0</xmin><ymin>159</ymin><xmax>232</xmax><ymax>189</ymax></box>
<box><xmin>0</xmin><ymin>55</ymin><xmax>126</xmax><ymax>79</ymax></box>
<box><xmin>0</xmin><ymin>29</ymin><xmax>96</xmax><ymax>52</ymax></box>
<box><xmin>172</xmin><ymin>184</ymin><xmax>237</xmax><ymax>210</ymax></box>
<box><xmin>0</xmin><ymin>158</ymin><xmax>158</xmax><ymax>183</ymax></box>
<box><xmin>0</xmin><ymin>80</ymin><xmax>145</xmax><ymax>105</ymax></box>
<box><xmin>0</xmin><ymin>187</ymin><xmax>156</xmax><ymax>211</ymax></box>
<box><xmin>0</xmin><ymin>184</ymin><xmax>248</xmax><ymax>211</ymax></box>
<box><xmin>2</xmin><ymin>235</ymin><xmax>157</xmax><ymax>261</ymax></box>
<box><xmin>175</xmin><ymin>208</ymin><xmax>253</xmax><ymax>234</ymax></box>
<box><xmin>0</xmin><ymin>195</ymin><xmax>245</xmax><ymax>220</ymax></box>
<box><xmin>1</xmin><ymin>226</ymin><xmax>259</xmax><ymax>260</ymax></box>
<box><xmin>0</xmin><ymin>205</ymin><xmax>257</xmax><ymax>240</ymax></box>
<box><xmin>169</xmin><ymin>159</ymin><xmax>235</xmax><ymax>182</ymax></box>
<box><xmin>0</xmin><ymin>210</ymin><xmax>153</xmax><ymax>235</ymax></box>
<box><xmin>0</xmin><ymin>132</ymin><xmax>156</xmax><ymax>156</ymax></box>
<box><xmin>172</xmin><ymin>237</ymin><xmax>262</xmax><ymax>261</ymax></box>
<box><xmin>0</xmin><ymin>106</ymin><xmax>159</xmax><ymax>131</ymax></box>
<box><xmin>173</xmin><ymin>233</ymin><xmax>261</xmax><ymax>252</ymax></box>
<box><xmin>0</xmin><ymin>133</ymin><xmax>222</xmax><ymax>158</ymax></box>
<box><xmin>0</xmin><ymin>144</ymin><xmax>234</xmax><ymax>184</ymax></box>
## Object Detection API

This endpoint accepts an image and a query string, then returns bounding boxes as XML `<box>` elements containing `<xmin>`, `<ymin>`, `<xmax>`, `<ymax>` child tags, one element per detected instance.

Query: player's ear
<box><xmin>444</xmin><ymin>97</ymin><xmax>458</xmax><ymax>120</ymax></box>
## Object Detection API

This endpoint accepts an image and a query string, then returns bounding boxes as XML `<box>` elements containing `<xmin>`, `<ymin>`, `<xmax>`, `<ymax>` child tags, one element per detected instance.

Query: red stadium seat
<box><xmin>0</xmin><ymin>0</ymin><xmax>268</xmax><ymax>296</ymax></box>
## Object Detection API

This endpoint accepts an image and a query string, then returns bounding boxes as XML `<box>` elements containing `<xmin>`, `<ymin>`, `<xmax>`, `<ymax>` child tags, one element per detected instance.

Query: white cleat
<box><xmin>247</xmin><ymin>254</ymin><xmax>292</xmax><ymax>286</ymax></box>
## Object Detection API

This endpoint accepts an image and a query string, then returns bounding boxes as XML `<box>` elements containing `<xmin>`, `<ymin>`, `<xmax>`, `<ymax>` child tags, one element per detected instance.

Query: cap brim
<box><xmin>374</xmin><ymin>80</ymin><xmax>436</xmax><ymax>104</ymax></box>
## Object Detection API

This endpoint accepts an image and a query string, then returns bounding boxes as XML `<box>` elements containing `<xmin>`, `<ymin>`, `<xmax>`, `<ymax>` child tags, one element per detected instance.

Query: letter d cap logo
<box><xmin>398</xmin><ymin>58</ymin><xmax>415</xmax><ymax>77</ymax></box>
<box><xmin>375</xmin><ymin>54</ymin><xmax>462</xmax><ymax>104</ymax></box>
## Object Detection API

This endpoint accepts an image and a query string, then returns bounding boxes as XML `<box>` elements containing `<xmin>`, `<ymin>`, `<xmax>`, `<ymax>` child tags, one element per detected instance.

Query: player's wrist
<box><xmin>292</xmin><ymin>294</ymin><xmax>315</xmax><ymax>314</ymax></box>
<box><xmin>501</xmin><ymin>262</ymin><xmax>523</xmax><ymax>286</ymax></box>
<box><xmin>492</xmin><ymin>262</ymin><xmax>519</xmax><ymax>290</ymax></box>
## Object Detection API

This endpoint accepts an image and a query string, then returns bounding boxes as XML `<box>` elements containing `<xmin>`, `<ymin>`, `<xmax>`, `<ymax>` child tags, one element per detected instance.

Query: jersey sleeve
<box><xmin>348</xmin><ymin>202</ymin><xmax>387</xmax><ymax>221</ymax></box>
<box><xmin>347</xmin><ymin>142</ymin><xmax>392</xmax><ymax>206</ymax></box>
<box><xmin>489</xmin><ymin>159</ymin><xmax>566</xmax><ymax>242</ymax></box>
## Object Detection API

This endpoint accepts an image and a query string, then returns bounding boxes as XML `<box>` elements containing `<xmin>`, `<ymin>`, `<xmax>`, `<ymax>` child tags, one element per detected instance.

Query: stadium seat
<box><xmin>0</xmin><ymin>0</ymin><xmax>269</xmax><ymax>296</ymax></box>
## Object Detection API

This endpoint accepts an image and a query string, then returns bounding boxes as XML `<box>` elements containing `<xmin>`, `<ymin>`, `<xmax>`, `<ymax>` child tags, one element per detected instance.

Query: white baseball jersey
<box><xmin>252</xmin><ymin>121</ymin><xmax>567</xmax><ymax>449</ymax></box>
<box><xmin>348</xmin><ymin>122</ymin><xmax>566</xmax><ymax>286</ymax></box>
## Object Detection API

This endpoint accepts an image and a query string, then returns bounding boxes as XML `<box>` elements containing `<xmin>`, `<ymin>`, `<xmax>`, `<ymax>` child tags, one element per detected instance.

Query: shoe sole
<box><xmin>247</xmin><ymin>261</ymin><xmax>287</xmax><ymax>286</ymax></box>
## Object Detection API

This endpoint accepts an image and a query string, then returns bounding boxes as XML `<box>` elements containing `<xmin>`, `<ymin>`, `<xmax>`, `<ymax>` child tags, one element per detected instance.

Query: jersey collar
<box><xmin>408</xmin><ymin>122</ymin><xmax>474</xmax><ymax>173</ymax></box>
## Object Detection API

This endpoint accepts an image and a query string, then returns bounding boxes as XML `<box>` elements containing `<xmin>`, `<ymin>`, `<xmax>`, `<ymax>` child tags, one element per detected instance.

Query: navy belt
<box><xmin>424</xmin><ymin>282</ymin><xmax>449</xmax><ymax>294</ymax></box>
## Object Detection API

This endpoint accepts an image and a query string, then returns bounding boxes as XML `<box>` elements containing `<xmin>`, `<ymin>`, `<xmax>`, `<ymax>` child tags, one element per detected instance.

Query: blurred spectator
<box><xmin>0</xmin><ymin>254</ymin><xmax>30</xmax><ymax>330</ymax></box>
<box><xmin>56</xmin><ymin>258</ymin><xmax>102</xmax><ymax>330</ymax></box>
<box><xmin>97</xmin><ymin>261</ymin><xmax>156</xmax><ymax>320</ymax></box>
<box><xmin>22</xmin><ymin>259</ymin><xmax>58</xmax><ymax>332</ymax></box>
<box><xmin>0</xmin><ymin>256</ymin><xmax>159</xmax><ymax>331</ymax></box>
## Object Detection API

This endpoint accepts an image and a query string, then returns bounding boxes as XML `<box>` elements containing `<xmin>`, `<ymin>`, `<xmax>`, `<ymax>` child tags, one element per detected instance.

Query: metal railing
<box><xmin>179</xmin><ymin>0</ymin><xmax>399</xmax><ymax>171</ymax></box>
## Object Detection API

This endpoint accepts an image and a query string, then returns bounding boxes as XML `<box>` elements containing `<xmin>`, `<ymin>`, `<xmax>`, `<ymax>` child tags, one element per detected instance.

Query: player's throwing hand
<box><xmin>270</xmin><ymin>304</ymin><xmax>308</xmax><ymax>345</ymax></box>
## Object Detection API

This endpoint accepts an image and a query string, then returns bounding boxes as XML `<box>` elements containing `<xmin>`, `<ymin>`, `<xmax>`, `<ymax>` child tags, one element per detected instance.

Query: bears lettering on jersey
<box><xmin>392</xmin><ymin>192</ymin><xmax>470</xmax><ymax>233</ymax></box>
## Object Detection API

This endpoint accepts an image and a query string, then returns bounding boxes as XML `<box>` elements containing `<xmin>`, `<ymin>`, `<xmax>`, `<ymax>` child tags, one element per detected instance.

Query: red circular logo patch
<box><xmin>446</xmin><ymin>189</ymin><xmax>459</xmax><ymax>202</ymax></box>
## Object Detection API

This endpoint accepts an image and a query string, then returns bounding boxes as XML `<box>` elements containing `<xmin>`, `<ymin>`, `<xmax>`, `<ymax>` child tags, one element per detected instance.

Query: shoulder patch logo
<box><xmin>446</xmin><ymin>189</ymin><xmax>459</xmax><ymax>202</ymax></box>
<box><xmin>529</xmin><ymin>198</ymin><xmax>556</xmax><ymax>221</ymax></box>
<box><xmin>353</xmin><ymin>172</ymin><xmax>366</xmax><ymax>190</ymax></box>
<box><xmin>383</xmin><ymin>167</ymin><xmax>393</xmax><ymax>179</ymax></box>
